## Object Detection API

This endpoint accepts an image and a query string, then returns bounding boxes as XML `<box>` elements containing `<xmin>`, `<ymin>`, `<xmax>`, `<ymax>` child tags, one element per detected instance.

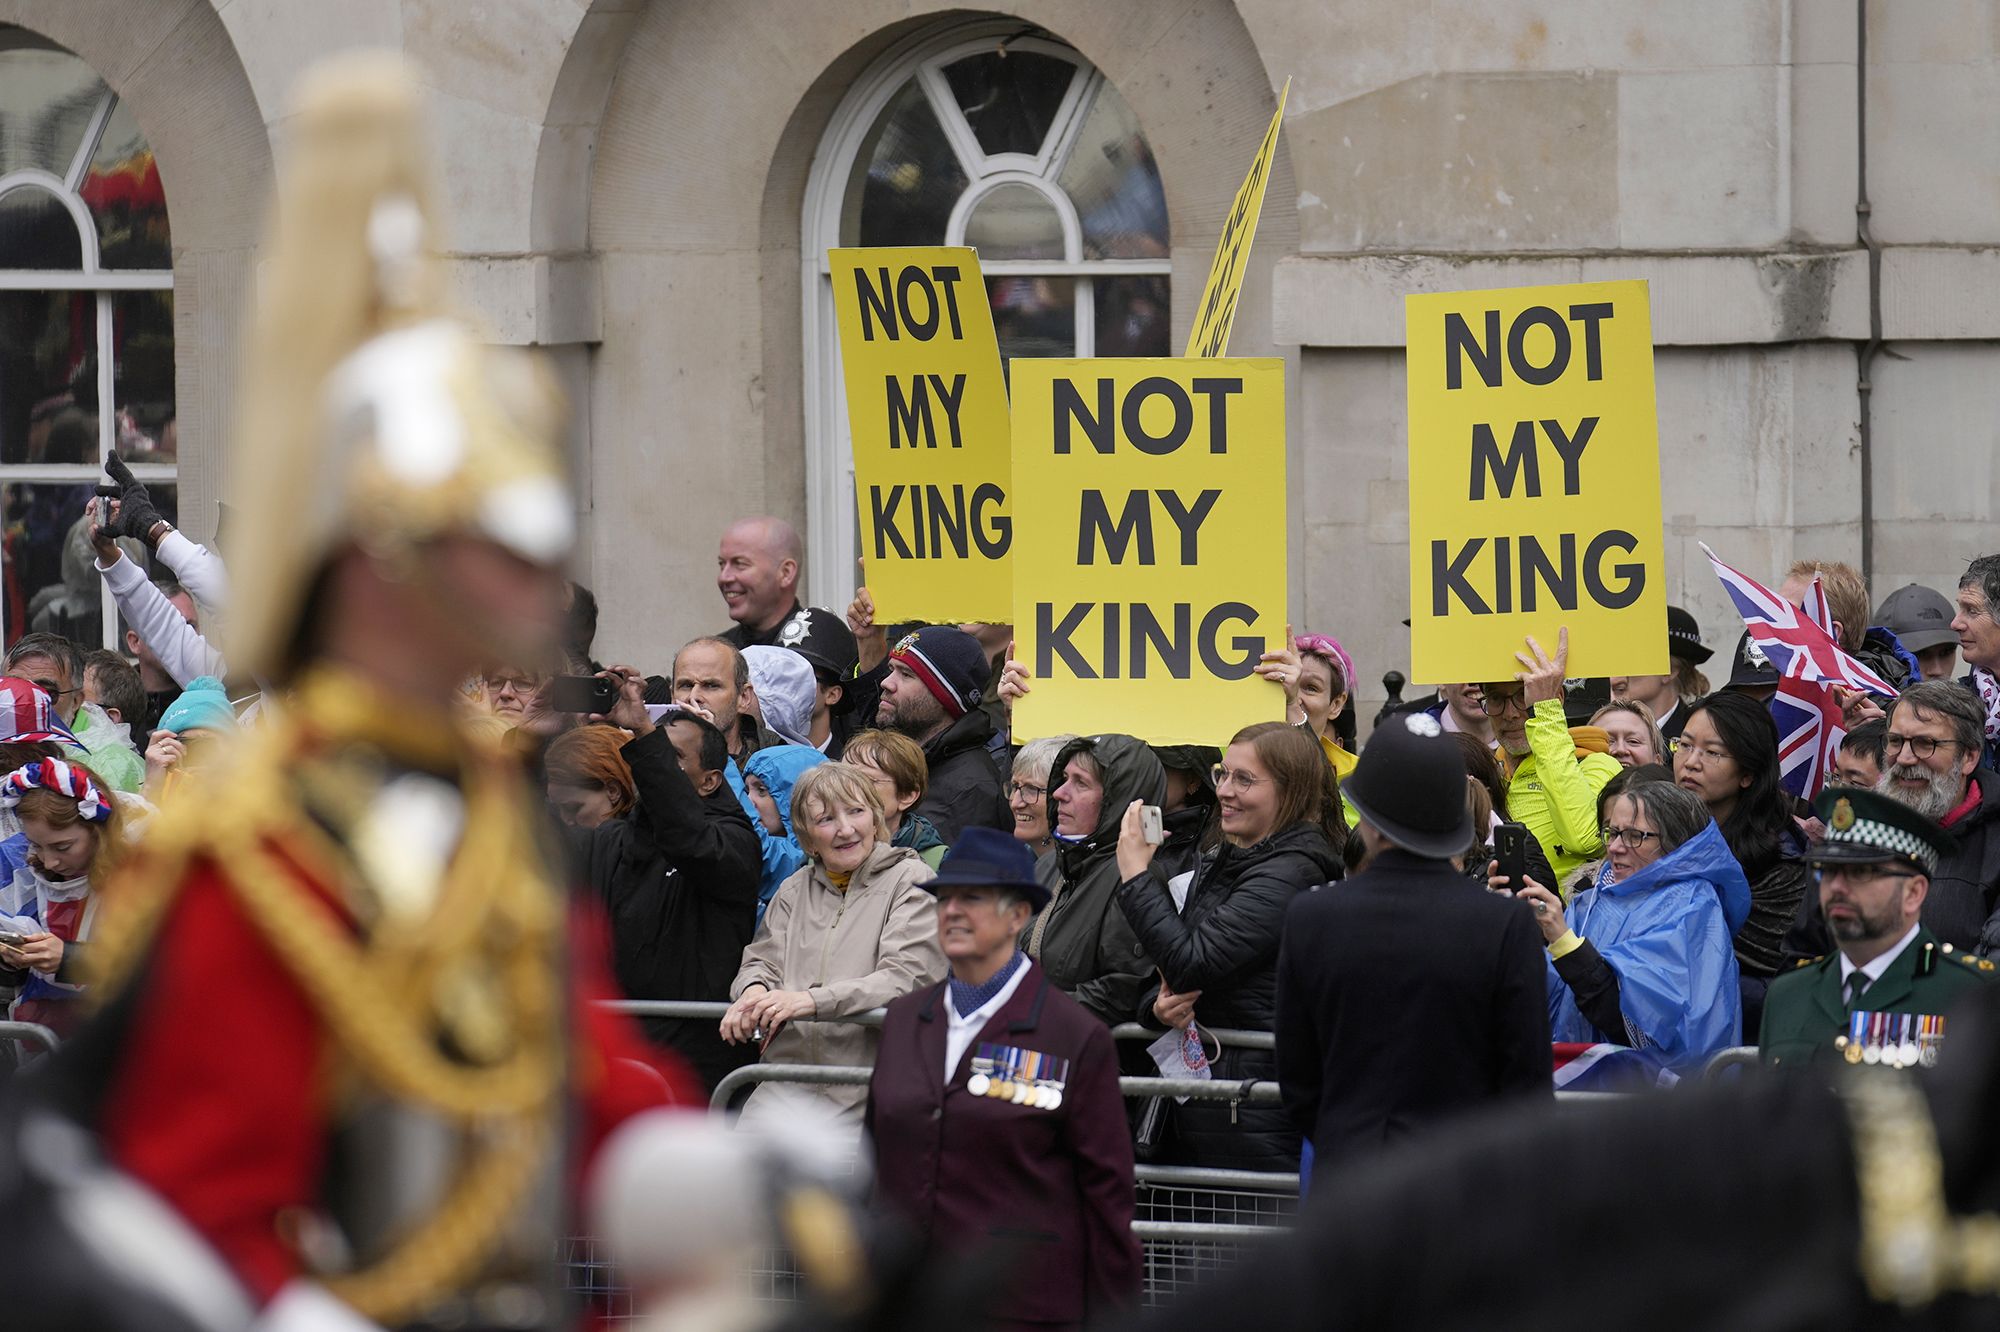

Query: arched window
<box><xmin>0</xmin><ymin>25</ymin><xmax>175</xmax><ymax>648</ymax></box>
<box><xmin>802</xmin><ymin>21</ymin><xmax>1170</xmax><ymax>607</ymax></box>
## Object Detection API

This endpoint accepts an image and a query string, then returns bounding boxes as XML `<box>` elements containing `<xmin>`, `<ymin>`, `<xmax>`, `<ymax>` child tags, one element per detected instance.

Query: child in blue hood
<box><xmin>740</xmin><ymin>745</ymin><xmax>828</xmax><ymax>923</ymax></box>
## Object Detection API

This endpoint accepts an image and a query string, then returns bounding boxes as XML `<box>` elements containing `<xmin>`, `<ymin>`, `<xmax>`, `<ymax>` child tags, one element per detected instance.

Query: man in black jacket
<box><xmin>1275</xmin><ymin>712</ymin><xmax>1550</xmax><ymax>1179</ymax></box>
<box><xmin>876</xmin><ymin>626</ymin><xmax>1009</xmax><ymax>841</ymax></box>
<box><xmin>563</xmin><ymin>670</ymin><xmax>763</xmax><ymax>1092</ymax></box>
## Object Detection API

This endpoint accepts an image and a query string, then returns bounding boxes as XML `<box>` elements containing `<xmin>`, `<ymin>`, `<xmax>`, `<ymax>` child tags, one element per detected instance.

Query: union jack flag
<box><xmin>1701</xmin><ymin>544</ymin><xmax>1897</xmax><ymax>798</ymax></box>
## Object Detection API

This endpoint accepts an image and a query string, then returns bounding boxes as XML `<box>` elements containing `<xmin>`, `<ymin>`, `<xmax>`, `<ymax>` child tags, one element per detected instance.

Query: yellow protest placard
<box><xmin>1405</xmin><ymin>279</ymin><xmax>1667</xmax><ymax>683</ymax></box>
<box><xmin>1184</xmin><ymin>78</ymin><xmax>1290</xmax><ymax>358</ymax></box>
<box><xmin>828</xmin><ymin>246</ymin><xmax>1012</xmax><ymax>621</ymax></box>
<box><xmin>1010</xmin><ymin>359</ymin><xmax>1288</xmax><ymax>743</ymax></box>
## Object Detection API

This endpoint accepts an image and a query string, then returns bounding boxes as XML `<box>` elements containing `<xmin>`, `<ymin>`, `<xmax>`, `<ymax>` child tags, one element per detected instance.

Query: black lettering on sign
<box><xmin>1054</xmin><ymin>379</ymin><xmax>1116</xmax><ymax>455</ymax></box>
<box><xmin>1468</xmin><ymin>417</ymin><xmax>1597</xmax><ymax>500</ymax></box>
<box><xmin>1077</xmin><ymin>490</ymin><xmax>1154</xmax><ymax>566</ymax></box>
<box><xmin>852</xmin><ymin>264</ymin><xmax>968</xmax><ymax>341</ymax></box>
<box><xmin>1034</xmin><ymin>602</ymin><xmax>1262</xmax><ymax>681</ymax></box>
<box><xmin>1429</xmin><ymin>530</ymin><xmax>1646</xmax><ymax>616</ymax></box>
<box><xmin>1122</xmin><ymin>377</ymin><xmax>1192</xmax><ymax>455</ymax></box>
<box><xmin>1444</xmin><ymin>303</ymin><xmax>1617</xmax><ymax>388</ymax></box>
<box><xmin>1054</xmin><ymin>378</ymin><xmax>1242</xmax><ymax>455</ymax></box>
<box><xmin>1583</xmin><ymin>529</ymin><xmax>1645</xmax><ymax>609</ymax></box>
<box><xmin>885</xmin><ymin>373</ymin><xmax>968</xmax><ymax>449</ymax></box>
<box><xmin>870</xmin><ymin>484</ymin><xmax>1013</xmax><ymax>561</ymax></box>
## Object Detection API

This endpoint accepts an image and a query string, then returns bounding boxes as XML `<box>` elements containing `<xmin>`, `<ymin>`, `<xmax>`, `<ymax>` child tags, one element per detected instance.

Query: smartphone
<box><xmin>547</xmin><ymin>674</ymin><xmax>617</xmax><ymax>714</ymax></box>
<box><xmin>0</xmin><ymin>932</ymin><xmax>26</xmax><ymax>949</ymax></box>
<box><xmin>1139</xmin><ymin>805</ymin><xmax>1165</xmax><ymax>846</ymax></box>
<box><xmin>1493</xmin><ymin>822</ymin><xmax>1528</xmax><ymax>895</ymax></box>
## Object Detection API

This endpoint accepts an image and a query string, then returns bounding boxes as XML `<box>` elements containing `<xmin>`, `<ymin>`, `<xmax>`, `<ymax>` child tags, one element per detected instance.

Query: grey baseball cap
<box><xmin>1874</xmin><ymin>583</ymin><xmax>1958</xmax><ymax>653</ymax></box>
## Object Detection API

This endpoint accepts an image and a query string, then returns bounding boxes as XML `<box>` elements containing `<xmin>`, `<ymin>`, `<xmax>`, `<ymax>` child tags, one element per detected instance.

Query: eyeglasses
<box><xmin>1479</xmin><ymin>691</ymin><xmax>1529</xmax><ymax>717</ymax></box>
<box><xmin>486</xmin><ymin>674</ymin><xmax>540</xmax><ymax>693</ymax></box>
<box><xmin>1812</xmin><ymin>865</ymin><xmax>1921</xmax><ymax>888</ymax></box>
<box><xmin>1005</xmin><ymin>781</ymin><xmax>1047</xmax><ymax>802</ymax></box>
<box><xmin>1884</xmin><ymin>733</ymin><xmax>1961</xmax><ymax>761</ymax></box>
<box><xmin>1600</xmin><ymin>824</ymin><xmax>1662</xmax><ymax>850</ymax></box>
<box><xmin>1211</xmin><ymin>765</ymin><xmax>1267</xmax><ymax>792</ymax></box>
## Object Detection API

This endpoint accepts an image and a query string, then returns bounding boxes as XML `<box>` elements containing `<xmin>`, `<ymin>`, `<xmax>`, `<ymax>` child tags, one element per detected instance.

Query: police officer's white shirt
<box><xmin>1839</xmin><ymin>921</ymin><xmax>1923</xmax><ymax>993</ymax></box>
<box><xmin>945</xmin><ymin>956</ymin><xmax>1031</xmax><ymax>1084</ymax></box>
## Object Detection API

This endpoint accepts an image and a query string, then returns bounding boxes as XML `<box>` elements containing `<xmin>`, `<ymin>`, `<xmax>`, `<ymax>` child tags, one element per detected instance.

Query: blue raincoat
<box><xmin>1548</xmin><ymin>820</ymin><xmax>1745</xmax><ymax>1066</ymax></box>
<box><xmin>739</xmin><ymin>745</ymin><xmax>827</xmax><ymax>924</ymax></box>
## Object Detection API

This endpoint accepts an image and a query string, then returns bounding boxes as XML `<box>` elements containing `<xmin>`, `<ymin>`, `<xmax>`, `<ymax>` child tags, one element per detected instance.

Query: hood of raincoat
<box><xmin>742</xmin><ymin>744</ymin><xmax>828</xmax><ymax>839</ymax></box>
<box><xmin>1049</xmin><ymin>733</ymin><xmax>1166</xmax><ymax>879</ymax></box>
<box><xmin>1548</xmin><ymin>819</ymin><xmax>1746</xmax><ymax>1064</ymax></box>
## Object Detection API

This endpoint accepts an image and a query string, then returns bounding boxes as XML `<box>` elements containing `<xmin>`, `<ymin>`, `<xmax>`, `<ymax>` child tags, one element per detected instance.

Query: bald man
<box><xmin>717</xmin><ymin>516</ymin><xmax>805</xmax><ymax>649</ymax></box>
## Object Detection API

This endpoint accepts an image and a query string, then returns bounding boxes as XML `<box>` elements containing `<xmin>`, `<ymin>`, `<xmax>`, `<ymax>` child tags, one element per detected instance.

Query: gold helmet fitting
<box><xmin>226</xmin><ymin>52</ymin><xmax>573</xmax><ymax>683</ymax></box>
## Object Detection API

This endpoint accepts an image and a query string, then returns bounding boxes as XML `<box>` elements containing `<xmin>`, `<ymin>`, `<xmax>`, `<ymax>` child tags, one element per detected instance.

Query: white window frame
<box><xmin>799</xmin><ymin>20</ymin><xmax>1171</xmax><ymax>611</ymax></box>
<box><xmin>0</xmin><ymin>83</ymin><xmax>175</xmax><ymax>647</ymax></box>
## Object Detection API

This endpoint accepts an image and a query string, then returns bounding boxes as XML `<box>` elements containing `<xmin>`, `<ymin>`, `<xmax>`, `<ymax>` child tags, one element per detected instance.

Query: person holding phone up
<box><xmin>1113</xmin><ymin>722</ymin><xmax>1346</xmax><ymax>1172</ymax></box>
<box><xmin>0</xmin><ymin>758</ymin><xmax>125</xmax><ymax>1040</ymax></box>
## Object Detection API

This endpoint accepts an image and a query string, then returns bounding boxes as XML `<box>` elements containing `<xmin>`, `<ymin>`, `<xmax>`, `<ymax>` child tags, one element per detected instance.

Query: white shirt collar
<box><xmin>943</xmin><ymin>957</ymin><xmax>1033</xmax><ymax>1084</ymax></box>
<box><xmin>1839</xmin><ymin>922</ymin><xmax>1923</xmax><ymax>987</ymax></box>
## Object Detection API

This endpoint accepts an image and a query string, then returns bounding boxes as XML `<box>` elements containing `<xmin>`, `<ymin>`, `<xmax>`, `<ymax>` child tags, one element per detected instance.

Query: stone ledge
<box><xmin>1273</xmin><ymin>250</ymin><xmax>1871</xmax><ymax>347</ymax></box>
<box><xmin>443</xmin><ymin>254</ymin><xmax>601</xmax><ymax>346</ymax></box>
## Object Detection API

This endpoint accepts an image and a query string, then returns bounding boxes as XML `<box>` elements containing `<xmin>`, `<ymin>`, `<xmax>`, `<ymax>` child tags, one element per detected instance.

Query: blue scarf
<box><xmin>949</xmin><ymin>950</ymin><xmax>1026</xmax><ymax>1019</ymax></box>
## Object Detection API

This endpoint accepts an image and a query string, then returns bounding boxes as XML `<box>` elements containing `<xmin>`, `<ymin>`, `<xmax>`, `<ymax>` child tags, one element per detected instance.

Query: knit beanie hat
<box><xmin>156</xmin><ymin>676</ymin><xmax>238</xmax><ymax>736</ymax></box>
<box><xmin>888</xmin><ymin>626</ymin><xmax>989</xmax><ymax>720</ymax></box>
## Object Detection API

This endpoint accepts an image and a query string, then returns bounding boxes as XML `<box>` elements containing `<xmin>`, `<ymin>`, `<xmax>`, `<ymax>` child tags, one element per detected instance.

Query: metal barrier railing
<box><xmin>1701</xmin><ymin>1046</ymin><xmax>1760</xmax><ymax>1079</ymax></box>
<box><xmin>0</xmin><ymin>1020</ymin><xmax>61</xmax><ymax>1056</ymax></box>
<box><xmin>709</xmin><ymin>1058</ymin><xmax>1285</xmax><ymax>1114</ymax></box>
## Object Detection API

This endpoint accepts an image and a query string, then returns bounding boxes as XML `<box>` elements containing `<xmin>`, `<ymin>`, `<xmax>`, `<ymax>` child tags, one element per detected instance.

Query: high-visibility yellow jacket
<box><xmin>1500</xmin><ymin>699</ymin><xmax>1621</xmax><ymax>891</ymax></box>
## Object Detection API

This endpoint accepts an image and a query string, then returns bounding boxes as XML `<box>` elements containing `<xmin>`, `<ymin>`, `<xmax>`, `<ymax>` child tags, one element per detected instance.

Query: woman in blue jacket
<box><xmin>1516</xmin><ymin>778</ymin><xmax>1746</xmax><ymax>1068</ymax></box>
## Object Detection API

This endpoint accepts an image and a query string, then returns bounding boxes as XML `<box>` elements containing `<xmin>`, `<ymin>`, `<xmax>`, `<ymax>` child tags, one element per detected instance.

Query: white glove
<box><xmin>255</xmin><ymin>1284</ymin><xmax>387</xmax><ymax>1332</ymax></box>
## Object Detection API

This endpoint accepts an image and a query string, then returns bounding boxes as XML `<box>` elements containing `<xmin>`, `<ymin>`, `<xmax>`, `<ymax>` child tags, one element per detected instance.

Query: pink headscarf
<box><xmin>1294</xmin><ymin>633</ymin><xmax>1356</xmax><ymax>695</ymax></box>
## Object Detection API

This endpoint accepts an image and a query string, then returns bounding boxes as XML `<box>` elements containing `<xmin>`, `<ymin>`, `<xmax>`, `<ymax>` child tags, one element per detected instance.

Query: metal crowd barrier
<box><xmin>0</xmin><ymin>1020</ymin><xmax>61</xmax><ymax>1056</ymax></box>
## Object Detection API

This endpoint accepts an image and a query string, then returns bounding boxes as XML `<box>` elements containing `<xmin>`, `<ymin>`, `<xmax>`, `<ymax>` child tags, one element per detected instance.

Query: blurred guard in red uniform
<box><xmin>6</xmin><ymin>52</ymin><xmax>692</xmax><ymax>1332</ymax></box>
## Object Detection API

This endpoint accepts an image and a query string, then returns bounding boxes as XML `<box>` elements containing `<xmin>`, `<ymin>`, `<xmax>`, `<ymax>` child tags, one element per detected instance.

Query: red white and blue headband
<box><xmin>0</xmin><ymin>760</ymin><xmax>112</xmax><ymax>824</ymax></box>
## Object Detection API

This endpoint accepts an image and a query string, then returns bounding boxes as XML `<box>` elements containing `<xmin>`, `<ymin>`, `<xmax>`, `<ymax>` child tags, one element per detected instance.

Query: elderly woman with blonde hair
<box><xmin>722</xmin><ymin>762</ymin><xmax>944</xmax><ymax>1125</ymax></box>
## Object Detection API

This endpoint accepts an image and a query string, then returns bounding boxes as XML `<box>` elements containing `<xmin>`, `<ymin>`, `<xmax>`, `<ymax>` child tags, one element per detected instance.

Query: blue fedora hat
<box><xmin>924</xmin><ymin>826</ymin><xmax>1050</xmax><ymax>911</ymax></box>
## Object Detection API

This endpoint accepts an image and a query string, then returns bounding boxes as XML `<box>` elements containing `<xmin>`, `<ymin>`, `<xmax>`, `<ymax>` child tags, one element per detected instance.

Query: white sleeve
<box><xmin>153</xmin><ymin>528</ymin><xmax>230</xmax><ymax>613</ymax></box>
<box><xmin>95</xmin><ymin>552</ymin><xmax>228</xmax><ymax>686</ymax></box>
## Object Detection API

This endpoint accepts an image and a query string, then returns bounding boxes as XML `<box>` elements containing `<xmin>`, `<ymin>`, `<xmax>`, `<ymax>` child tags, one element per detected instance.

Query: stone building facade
<box><xmin>0</xmin><ymin>0</ymin><xmax>1992</xmax><ymax>716</ymax></box>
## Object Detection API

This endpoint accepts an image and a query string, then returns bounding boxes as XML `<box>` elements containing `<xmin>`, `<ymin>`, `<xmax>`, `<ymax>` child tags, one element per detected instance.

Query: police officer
<box><xmin>1761</xmin><ymin>786</ymin><xmax>1992</xmax><ymax>1068</ymax></box>
<box><xmin>769</xmin><ymin>605</ymin><xmax>868</xmax><ymax>756</ymax></box>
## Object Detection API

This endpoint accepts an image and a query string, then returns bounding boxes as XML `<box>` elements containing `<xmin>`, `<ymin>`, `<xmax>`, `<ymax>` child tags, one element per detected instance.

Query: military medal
<box><xmin>1919</xmin><ymin>1015</ymin><xmax>1945</xmax><ymax>1067</ymax></box>
<box><xmin>968</xmin><ymin>1047</ymin><xmax>994</xmax><ymax>1097</ymax></box>
<box><xmin>1897</xmin><ymin>1014</ymin><xmax>1920</xmax><ymax>1070</ymax></box>
<box><xmin>1843</xmin><ymin>1012</ymin><xmax>1866</xmax><ymax>1064</ymax></box>
<box><xmin>1862</xmin><ymin>1011</ymin><xmax>1886</xmax><ymax>1065</ymax></box>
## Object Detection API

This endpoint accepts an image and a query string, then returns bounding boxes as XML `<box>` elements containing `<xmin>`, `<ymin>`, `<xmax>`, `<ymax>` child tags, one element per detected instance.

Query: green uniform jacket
<box><xmin>1758</xmin><ymin>925</ymin><xmax>1992</xmax><ymax>1068</ymax></box>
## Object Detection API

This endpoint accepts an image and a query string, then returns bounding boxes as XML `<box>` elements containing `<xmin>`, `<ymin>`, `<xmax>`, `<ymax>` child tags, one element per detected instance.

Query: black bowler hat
<box><xmin>1668</xmin><ymin>606</ymin><xmax>1712</xmax><ymax>665</ymax></box>
<box><xmin>1808</xmin><ymin>786</ymin><xmax>1953</xmax><ymax>875</ymax></box>
<box><xmin>924</xmin><ymin>827</ymin><xmax>1051</xmax><ymax>911</ymax></box>
<box><xmin>1343</xmin><ymin>712</ymin><xmax>1473</xmax><ymax>859</ymax></box>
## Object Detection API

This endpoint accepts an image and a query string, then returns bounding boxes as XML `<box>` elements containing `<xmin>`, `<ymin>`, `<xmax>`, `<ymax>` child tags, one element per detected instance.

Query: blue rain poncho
<box><xmin>1548</xmin><ymin>820</ymin><xmax>1746</xmax><ymax>1066</ymax></box>
<box><xmin>738</xmin><ymin>745</ymin><xmax>827</xmax><ymax>923</ymax></box>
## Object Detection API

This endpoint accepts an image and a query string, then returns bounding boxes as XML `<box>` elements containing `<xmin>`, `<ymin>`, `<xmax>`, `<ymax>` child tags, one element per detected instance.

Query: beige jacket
<box><xmin>729</xmin><ymin>842</ymin><xmax>944</xmax><ymax>1112</ymax></box>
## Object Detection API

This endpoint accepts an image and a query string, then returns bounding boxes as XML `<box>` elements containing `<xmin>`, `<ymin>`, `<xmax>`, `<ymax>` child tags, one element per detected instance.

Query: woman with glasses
<box><xmin>1673</xmin><ymin>692</ymin><xmax>1809</xmax><ymax>1028</ymax></box>
<box><xmin>1007</xmin><ymin>734</ymin><xmax>1072</xmax><ymax>864</ymax></box>
<box><xmin>1113</xmin><ymin>723</ymin><xmax>1345</xmax><ymax>1170</ymax></box>
<box><xmin>1517</xmin><ymin>780</ymin><xmax>1747</xmax><ymax>1067</ymax></box>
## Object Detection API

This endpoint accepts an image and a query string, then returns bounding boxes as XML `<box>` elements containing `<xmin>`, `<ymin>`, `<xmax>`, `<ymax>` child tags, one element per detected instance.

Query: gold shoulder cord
<box><xmin>1844</xmin><ymin>1072</ymin><xmax>2000</xmax><ymax>1307</ymax></box>
<box><xmin>89</xmin><ymin>702</ymin><xmax>565</xmax><ymax>1326</ymax></box>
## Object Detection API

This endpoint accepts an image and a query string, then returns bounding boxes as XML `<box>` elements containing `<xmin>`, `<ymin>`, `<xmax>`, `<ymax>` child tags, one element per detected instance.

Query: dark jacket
<box><xmin>913</xmin><ymin>708</ymin><xmax>1009</xmax><ymax>843</ymax></box>
<box><xmin>1152</xmin><ymin>799</ymin><xmax>1215</xmax><ymax>883</ymax></box>
<box><xmin>1735</xmin><ymin>821</ymin><xmax>1809</xmax><ymax>979</ymax></box>
<box><xmin>1275</xmin><ymin>848</ymin><xmax>1551</xmax><ymax>1174</ymax></box>
<box><xmin>1788</xmin><ymin>769</ymin><xmax>2000</xmax><ymax>960</ymax></box>
<box><xmin>1027</xmin><ymin>735</ymin><xmax>1164</xmax><ymax>1027</ymax></box>
<box><xmin>1117</xmin><ymin>822</ymin><xmax>1341</xmax><ymax>1171</ymax></box>
<box><xmin>568</xmin><ymin>728</ymin><xmax>762</xmax><ymax>1090</ymax></box>
<box><xmin>1852</xmin><ymin>626</ymin><xmax>1917</xmax><ymax>694</ymax></box>
<box><xmin>717</xmin><ymin>601</ymin><xmax>803</xmax><ymax>651</ymax></box>
<box><xmin>866</xmin><ymin>962</ymin><xmax>1141</xmax><ymax>1328</ymax></box>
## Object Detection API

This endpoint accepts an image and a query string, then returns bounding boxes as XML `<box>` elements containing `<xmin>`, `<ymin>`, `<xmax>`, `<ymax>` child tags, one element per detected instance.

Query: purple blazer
<box><xmin>865</xmin><ymin>960</ymin><xmax>1141</xmax><ymax>1328</ymax></box>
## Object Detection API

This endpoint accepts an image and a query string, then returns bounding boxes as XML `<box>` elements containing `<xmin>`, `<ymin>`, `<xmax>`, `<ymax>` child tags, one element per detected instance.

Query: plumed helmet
<box><xmin>226</xmin><ymin>52</ymin><xmax>573</xmax><ymax>682</ymax></box>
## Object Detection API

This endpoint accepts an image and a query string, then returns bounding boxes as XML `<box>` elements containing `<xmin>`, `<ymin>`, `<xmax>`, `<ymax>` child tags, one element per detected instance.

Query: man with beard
<box><xmin>1789</xmin><ymin>681</ymin><xmax>2000</xmax><ymax>960</ymax></box>
<box><xmin>875</xmin><ymin>627</ymin><xmax>1009</xmax><ymax>841</ymax></box>
<box><xmin>1760</xmin><ymin>786</ymin><xmax>1990</xmax><ymax>1066</ymax></box>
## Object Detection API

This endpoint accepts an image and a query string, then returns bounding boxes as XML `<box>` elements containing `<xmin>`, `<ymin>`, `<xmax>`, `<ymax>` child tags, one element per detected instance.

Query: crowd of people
<box><xmin>10</xmin><ymin>461</ymin><xmax>2000</xmax><ymax>1326</ymax></box>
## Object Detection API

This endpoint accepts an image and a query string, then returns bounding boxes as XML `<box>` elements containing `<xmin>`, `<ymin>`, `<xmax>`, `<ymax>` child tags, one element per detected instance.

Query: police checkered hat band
<box><xmin>1809</xmin><ymin>787</ymin><xmax>1953</xmax><ymax>876</ymax></box>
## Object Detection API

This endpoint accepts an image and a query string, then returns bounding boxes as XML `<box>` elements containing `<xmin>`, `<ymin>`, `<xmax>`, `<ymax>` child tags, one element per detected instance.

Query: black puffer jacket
<box><xmin>1117</xmin><ymin>822</ymin><xmax>1342</xmax><ymax>1171</ymax></box>
<box><xmin>913</xmin><ymin>707</ymin><xmax>1009</xmax><ymax>842</ymax></box>
<box><xmin>568</xmin><ymin>727</ymin><xmax>763</xmax><ymax>1091</ymax></box>
<box><xmin>1027</xmin><ymin>735</ymin><xmax>1164</xmax><ymax>1026</ymax></box>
